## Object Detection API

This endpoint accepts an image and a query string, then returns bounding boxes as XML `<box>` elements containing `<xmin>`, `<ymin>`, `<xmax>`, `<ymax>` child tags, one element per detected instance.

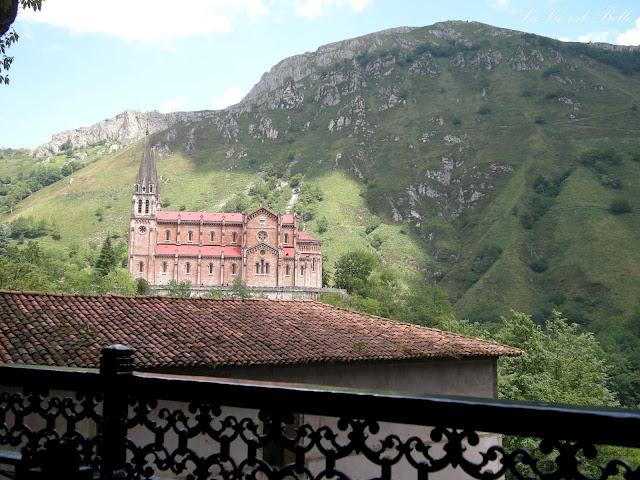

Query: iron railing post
<box><xmin>99</xmin><ymin>344</ymin><xmax>134</xmax><ymax>479</ymax></box>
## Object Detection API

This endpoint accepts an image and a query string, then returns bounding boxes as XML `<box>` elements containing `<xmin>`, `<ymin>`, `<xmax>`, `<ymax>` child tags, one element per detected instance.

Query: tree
<box><xmin>100</xmin><ymin>268</ymin><xmax>136</xmax><ymax>295</ymax></box>
<box><xmin>0</xmin><ymin>222</ymin><xmax>10</xmax><ymax>254</ymax></box>
<box><xmin>135</xmin><ymin>278</ymin><xmax>151</xmax><ymax>295</ymax></box>
<box><xmin>95</xmin><ymin>237</ymin><xmax>116</xmax><ymax>276</ymax></box>
<box><xmin>167</xmin><ymin>279</ymin><xmax>192</xmax><ymax>298</ymax></box>
<box><xmin>333</xmin><ymin>250</ymin><xmax>377</xmax><ymax>294</ymax></box>
<box><xmin>497</xmin><ymin>310</ymin><xmax>617</xmax><ymax>405</ymax></box>
<box><xmin>228</xmin><ymin>277</ymin><xmax>251</xmax><ymax>299</ymax></box>
<box><xmin>402</xmin><ymin>285</ymin><xmax>454</xmax><ymax>327</ymax></box>
<box><xmin>1</xmin><ymin>0</ymin><xmax>44</xmax><ymax>84</ymax></box>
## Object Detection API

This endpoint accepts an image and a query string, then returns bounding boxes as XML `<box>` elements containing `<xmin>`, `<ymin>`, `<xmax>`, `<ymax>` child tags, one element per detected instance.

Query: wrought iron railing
<box><xmin>0</xmin><ymin>345</ymin><xmax>638</xmax><ymax>479</ymax></box>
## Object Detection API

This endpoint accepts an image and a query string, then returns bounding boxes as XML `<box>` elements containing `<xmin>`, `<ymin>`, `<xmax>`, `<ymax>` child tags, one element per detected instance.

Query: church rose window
<box><xmin>138</xmin><ymin>226</ymin><xmax>147</xmax><ymax>234</ymax></box>
<box><xmin>257</xmin><ymin>231</ymin><xmax>267</xmax><ymax>242</ymax></box>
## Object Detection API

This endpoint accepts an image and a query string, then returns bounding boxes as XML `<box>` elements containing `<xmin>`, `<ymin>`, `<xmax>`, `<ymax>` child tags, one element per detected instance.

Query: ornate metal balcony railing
<box><xmin>0</xmin><ymin>345</ymin><xmax>638</xmax><ymax>479</ymax></box>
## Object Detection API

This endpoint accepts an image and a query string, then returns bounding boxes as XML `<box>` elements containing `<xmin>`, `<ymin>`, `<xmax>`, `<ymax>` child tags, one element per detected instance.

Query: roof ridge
<box><xmin>307</xmin><ymin>299</ymin><xmax>522</xmax><ymax>353</ymax></box>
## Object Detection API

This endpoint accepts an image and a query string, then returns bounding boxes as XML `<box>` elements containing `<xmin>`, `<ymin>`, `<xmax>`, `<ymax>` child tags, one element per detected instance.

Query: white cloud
<box><xmin>489</xmin><ymin>0</ymin><xmax>509</xmax><ymax>11</ymax></box>
<box><xmin>577</xmin><ymin>31</ymin><xmax>611</xmax><ymax>43</ymax></box>
<box><xmin>212</xmin><ymin>87</ymin><xmax>246</xmax><ymax>110</ymax></box>
<box><xmin>159</xmin><ymin>96</ymin><xmax>187</xmax><ymax>113</ymax></box>
<box><xmin>18</xmin><ymin>0</ymin><xmax>270</xmax><ymax>42</ymax></box>
<box><xmin>295</xmin><ymin>0</ymin><xmax>371</xmax><ymax>19</ymax></box>
<box><xmin>617</xmin><ymin>17</ymin><xmax>640</xmax><ymax>45</ymax></box>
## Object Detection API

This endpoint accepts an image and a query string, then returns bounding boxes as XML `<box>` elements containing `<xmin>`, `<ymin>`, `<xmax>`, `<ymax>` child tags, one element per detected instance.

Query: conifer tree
<box><xmin>95</xmin><ymin>236</ymin><xmax>116</xmax><ymax>276</ymax></box>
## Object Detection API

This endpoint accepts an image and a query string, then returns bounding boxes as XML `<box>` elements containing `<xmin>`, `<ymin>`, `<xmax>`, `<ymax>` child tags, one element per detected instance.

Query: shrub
<box><xmin>478</xmin><ymin>104</ymin><xmax>491</xmax><ymax>115</ymax></box>
<box><xmin>452</xmin><ymin>117</ymin><xmax>462</xmax><ymax>127</ymax></box>
<box><xmin>531</xmin><ymin>258</ymin><xmax>549</xmax><ymax>273</ymax></box>
<box><xmin>542</xmin><ymin>65</ymin><xmax>562</xmax><ymax>78</ymax></box>
<box><xmin>471</xmin><ymin>244</ymin><xmax>503</xmax><ymax>276</ymax></box>
<box><xmin>609</xmin><ymin>199</ymin><xmax>632</xmax><ymax>215</ymax></box>
<box><xmin>534</xmin><ymin>116</ymin><xmax>546</xmax><ymax>125</ymax></box>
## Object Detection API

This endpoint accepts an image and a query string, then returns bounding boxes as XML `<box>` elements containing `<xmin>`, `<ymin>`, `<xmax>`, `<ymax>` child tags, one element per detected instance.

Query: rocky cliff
<box><xmin>33</xmin><ymin>109</ymin><xmax>212</xmax><ymax>158</ymax></box>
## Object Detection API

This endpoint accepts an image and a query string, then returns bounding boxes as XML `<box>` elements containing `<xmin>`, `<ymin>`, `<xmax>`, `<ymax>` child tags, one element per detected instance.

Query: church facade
<box><xmin>128</xmin><ymin>137</ymin><xmax>322</xmax><ymax>292</ymax></box>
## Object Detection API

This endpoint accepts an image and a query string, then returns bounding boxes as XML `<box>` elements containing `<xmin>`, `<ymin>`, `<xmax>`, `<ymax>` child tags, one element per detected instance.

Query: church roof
<box><xmin>156</xmin><ymin>211</ymin><xmax>244</xmax><ymax>223</ymax></box>
<box><xmin>0</xmin><ymin>291</ymin><xmax>521</xmax><ymax>370</ymax></box>
<box><xmin>135</xmin><ymin>135</ymin><xmax>158</xmax><ymax>189</ymax></box>
<box><xmin>155</xmin><ymin>245</ymin><xmax>242</xmax><ymax>257</ymax></box>
<box><xmin>298</xmin><ymin>231</ymin><xmax>319</xmax><ymax>242</ymax></box>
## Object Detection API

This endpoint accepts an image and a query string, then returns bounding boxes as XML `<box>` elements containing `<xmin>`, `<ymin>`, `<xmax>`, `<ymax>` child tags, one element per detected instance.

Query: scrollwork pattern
<box><xmin>124</xmin><ymin>398</ymin><xmax>640</xmax><ymax>480</ymax></box>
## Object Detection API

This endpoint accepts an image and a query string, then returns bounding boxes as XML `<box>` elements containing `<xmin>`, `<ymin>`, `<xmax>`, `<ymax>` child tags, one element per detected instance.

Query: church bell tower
<box><xmin>128</xmin><ymin>132</ymin><xmax>160</xmax><ymax>281</ymax></box>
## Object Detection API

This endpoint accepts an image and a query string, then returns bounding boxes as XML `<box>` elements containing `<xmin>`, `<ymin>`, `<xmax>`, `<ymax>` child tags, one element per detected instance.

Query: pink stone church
<box><xmin>128</xmin><ymin>136</ymin><xmax>323</xmax><ymax>296</ymax></box>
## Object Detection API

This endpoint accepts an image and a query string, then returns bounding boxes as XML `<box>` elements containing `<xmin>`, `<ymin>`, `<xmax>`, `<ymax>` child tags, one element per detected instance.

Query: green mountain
<box><xmin>4</xmin><ymin>21</ymin><xmax>640</xmax><ymax>402</ymax></box>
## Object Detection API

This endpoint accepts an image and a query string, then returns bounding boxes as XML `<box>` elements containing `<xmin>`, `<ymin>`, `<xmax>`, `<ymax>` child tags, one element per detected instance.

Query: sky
<box><xmin>1</xmin><ymin>0</ymin><xmax>639</xmax><ymax>148</ymax></box>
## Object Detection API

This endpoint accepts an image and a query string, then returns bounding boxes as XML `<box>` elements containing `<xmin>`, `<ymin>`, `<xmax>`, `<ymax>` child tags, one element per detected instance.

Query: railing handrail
<box><xmin>1</xmin><ymin>361</ymin><xmax>638</xmax><ymax>448</ymax></box>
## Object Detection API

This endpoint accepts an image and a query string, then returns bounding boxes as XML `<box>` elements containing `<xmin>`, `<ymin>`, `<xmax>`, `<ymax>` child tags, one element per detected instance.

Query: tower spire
<box><xmin>135</xmin><ymin>134</ymin><xmax>158</xmax><ymax>193</ymax></box>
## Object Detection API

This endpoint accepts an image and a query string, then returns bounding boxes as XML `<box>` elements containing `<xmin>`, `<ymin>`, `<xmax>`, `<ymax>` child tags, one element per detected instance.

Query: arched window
<box><xmin>165</xmin><ymin>230</ymin><xmax>170</xmax><ymax>241</ymax></box>
<box><xmin>135</xmin><ymin>184</ymin><xmax>139</xmax><ymax>193</ymax></box>
<box><xmin>284</xmin><ymin>233</ymin><xmax>289</xmax><ymax>244</ymax></box>
<box><xmin>188</xmin><ymin>231</ymin><xmax>193</xmax><ymax>242</ymax></box>
<box><xmin>145</xmin><ymin>199</ymin><xmax>149</xmax><ymax>214</ymax></box>
<box><xmin>266</xmin><ymin>263</ymin><xmax>270</xmax><ymax>274</ymax></box>
<box><xmin>300</xmin><ymin>266</ymin><xmax>305</xmax><ymax>275</ymax></box>
<box><xmin>285</xmin><ymin>265</ymin><xmax>290</xmax><ymax>275</ymax></box>
<box><xmin>149</xmin><ymin>184</ymin><xmax>154</xmax><ymax>193</ymax></box>
<box><xmin>231</xmin><ymin>232</ymin><xmax>237</xmax><ymax>243</ymax></box>
<box><xmin>231</xmin><ymin>263</ymin><xmax>237</xmax><ymax>275</ymax></box>
<box><xmin>208</xmin><ymin>263</ymin><xmax>214</xmax><ymax>275</ymax></box>
<box><xmin>312</xmin><ymin>258</ymin><xmax>316</xmax><ymax>271</ymax></box>
<box><xmin>162</xmin><ymin>261</ymin><xmax>168</xmax><ymax>273</ymax></box>
<box><xmin>209</xmin><ymin>231</ymin><xmax>214</xmax><ymax>242</ymax></box>
<box><xmin>185</xmin><ymin>262</ymin><xmax>191</xmax><ymax>274</ymax></box>
<box><xmin>137</xmin><ymin>199</ymin><xmax>143</xmax><ymax>214</ymax></box>
<box><xmin>255</xmin><ymin>262</ymin><xmax>260</xmax><ymax>274</ymax></box>
<box><xmin>139</xmin><ymin>261</ymin><xmax>144</xmax><ymax>273</ymax></box>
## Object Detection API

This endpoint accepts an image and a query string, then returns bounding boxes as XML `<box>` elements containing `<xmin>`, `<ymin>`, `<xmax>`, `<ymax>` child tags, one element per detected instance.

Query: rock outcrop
<box><xmin>34</xmin><ymin>110</ymin><xmax>210</xmax><ymax>158</ymax></box>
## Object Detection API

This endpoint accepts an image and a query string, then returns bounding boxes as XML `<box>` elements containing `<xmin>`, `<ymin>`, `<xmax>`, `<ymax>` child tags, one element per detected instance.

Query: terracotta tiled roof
<box><xmin>155</xmin><ymin>245</ymin><xmax>242</xmax><ymax>257</ymax></box>
<box><xmin>0</xmin><ymin>291</ymin><xmax>521</xmax><ymax>370</ymax></box>
<box><xmin>157</xmin><ymin>211</ymin><xmax>244</xmax><ymax>223</ymax></box>
<box><xmin>281</xmin><ymin>214</ymin><xmax>295</xmax><ymax>224</ymax></box>
<box><xmin>298</xmin><ymin>231</ymin><xmax>318</xmax><ymax>242</ymax></box>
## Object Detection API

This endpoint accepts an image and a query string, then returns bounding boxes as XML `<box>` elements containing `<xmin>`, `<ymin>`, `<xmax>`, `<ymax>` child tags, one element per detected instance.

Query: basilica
<box><xmin>128</xmin><ymin>136</ymin><xmax>322</xmax><ymax>294</ymax></box>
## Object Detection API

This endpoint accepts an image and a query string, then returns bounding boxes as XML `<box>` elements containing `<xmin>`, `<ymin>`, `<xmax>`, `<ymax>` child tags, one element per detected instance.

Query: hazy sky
<box><xmin>1</xmin><ymin>0</ymin><xmax>639</xmax><ymax>148</ymax></box>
